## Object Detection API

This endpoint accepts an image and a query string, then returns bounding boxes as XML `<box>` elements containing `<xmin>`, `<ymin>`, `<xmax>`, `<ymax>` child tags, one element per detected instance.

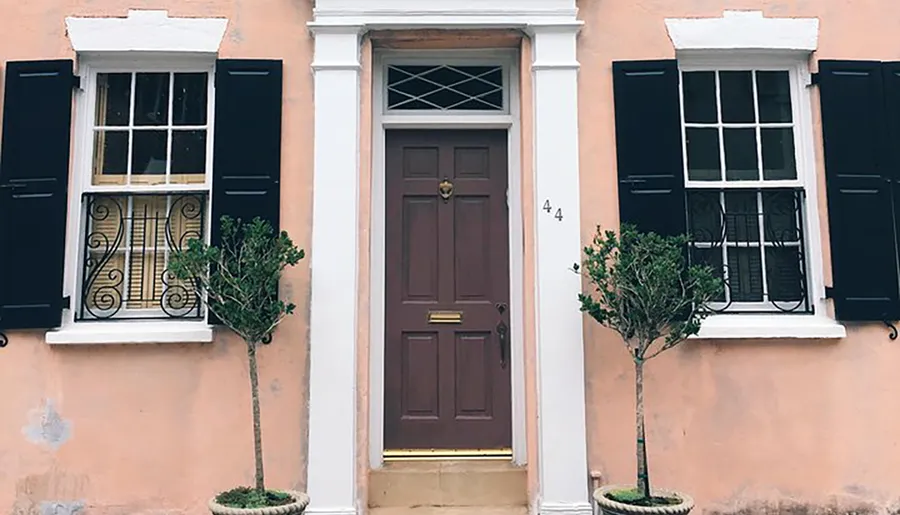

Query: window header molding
<box><xmin>66</xmin><ymin>10</ymin><xmax>228</xmax><ymax>54</ymax></box>
<box><xmin>665</xmin><ymin>10</ymin><xmax>819</xmax><ymax>53</ymax></box>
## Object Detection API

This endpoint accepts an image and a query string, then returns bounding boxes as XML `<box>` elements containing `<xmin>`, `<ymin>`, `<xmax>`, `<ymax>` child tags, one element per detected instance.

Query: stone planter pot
<box><xmin>594</xmin><ymin>485</ymin><xmax>694</xmax><ymax>515</ymax></box>
<box><xmin>208</xmin><ymin>491</ymin><xmax>309</xmax><ymax>515</ymax></box>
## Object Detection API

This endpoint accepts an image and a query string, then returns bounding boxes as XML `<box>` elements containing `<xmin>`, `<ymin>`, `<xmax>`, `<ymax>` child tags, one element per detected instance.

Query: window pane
<box><xmin>387</xmin><ymin>65</ymin><xmax>504</xmax><ymax>111</ymax></box>
<box><xmin>691</xmin><ymin>247</ymin><xmax>726</xmax><ymax>302</ymax></box>
<box><xmin>727</xmin><ymin>248</ymin><xmax>764</xmax><ymax>302</ymax></box>
<box><xmin>761</xmin><ymin>128</ymin><xmax>797</xmax><ymax>180</ymax></box>
<box><xmin>724</xmin><ymin>191</ymin><xmax>759</xmax><ymax>243</ymax></box>
<box><xmin>765</xmin><ymin>247</ymin><xmax>804</xmax><ymax>302</ymax></box>
<box><xmin>131</xmin><ymin>130</ymin><xmax>168</xmax><ymax>180</ymax></box>
<box><xmin>95</xmin><ymin>73</ymin><xmax>131</xmax><ymax>126</ymax></box>
<box><xmin>134</xmin><ymin>73</ymin><xmax>170</xmax><ymax>126</ymax></box>
<box><xmin>682</xmin><ymin>71</ymin><xmax>717</xmax><ymax>123</ymax></box>
<box><xmin>756</xmin><ymin>71</ymin><xmax>792</xmax><ymax>123</ymax></box>
<box><xmin>719</xmin><ymin>71</ymin><xmax>755</xmax><ymax>123</ymax></box>
<box><xmin>171</xmin><ymin>130</ymin><xmax>207</xmax><ymax>183</ymax></box>
<box><xmin>686</xmin><ymin>128</ymin><xmax>721</xmax><ymax>181</ymax></box>
<box><xmin>724</xmin><ymin>128</ymin><xmax>759</xmax><ymax>181</ymax></box>
<box><xmin>687</xmin><ymin>191</ymin><xmax>723</xmax><ymax>242</ymax></box>
<box><xmin>92</xmin><ymin>131</ymin><xmax>129</xmax><ymax>184</ymax></box>
<box><xmin>762</xmin><ymin>190</ymin><xmax>800</xmax><ymax>242</ymax></box>
<box><xmin>173</xmin><ymin>73</ymin><xmax>208</xmax><ymax>125</ymax></box>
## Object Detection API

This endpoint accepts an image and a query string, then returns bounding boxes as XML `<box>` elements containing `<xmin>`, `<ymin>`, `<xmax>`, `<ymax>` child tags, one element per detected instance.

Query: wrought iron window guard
<box><xmin>686</xmin><ymin>187</ymin><xmax>812</xmax><ymax>315</ymax></box>
<box><xmin>77</xmin><ymin>191</ymin><xmax>208</xmax><ymax>321</ymax></box>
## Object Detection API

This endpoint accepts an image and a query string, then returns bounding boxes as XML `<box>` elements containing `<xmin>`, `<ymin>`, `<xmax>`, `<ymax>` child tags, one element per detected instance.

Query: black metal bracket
<box><xmin>885</xmin><ymin>320</ymin><xmax>898</xmax><ymax>340</ymax></box>
<box><xmin>0</xmin><ymin>331</ymin><xmax>7</xmax><ymax>348</ymax></box>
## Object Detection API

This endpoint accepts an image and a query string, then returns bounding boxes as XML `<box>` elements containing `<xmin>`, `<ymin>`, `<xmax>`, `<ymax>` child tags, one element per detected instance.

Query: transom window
<box><xmin>77</xmin><ymin>69</ymin><xmax>213</xmax><ymax>321</ymax></box>
<box><xmin>386</xmin><ymin>64</ymin><xmax>505</xmax><ymax>111</ymax></box>
<box><xmin>680</xmin><ymin>68</ymin><xmax>812</xmax><ymax>314</ymax></box>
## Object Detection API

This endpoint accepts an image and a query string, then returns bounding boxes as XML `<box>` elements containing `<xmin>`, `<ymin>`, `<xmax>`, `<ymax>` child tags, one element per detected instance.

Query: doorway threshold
<box><xmin>383</xmin><ymin>448</ymin><xmax>513</xmax><ymax>462</ymax></box>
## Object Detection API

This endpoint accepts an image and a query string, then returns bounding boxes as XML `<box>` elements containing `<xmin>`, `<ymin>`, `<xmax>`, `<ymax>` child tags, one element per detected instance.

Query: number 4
<box><xmin>555</xmin><ymin>208</ymin><xmax>563</xmax><ymax>221</ymax></box>
<box><xmin>543</xmin><ymin>199</ymin><xmax>552</xmax><ymax>213</ymax></box>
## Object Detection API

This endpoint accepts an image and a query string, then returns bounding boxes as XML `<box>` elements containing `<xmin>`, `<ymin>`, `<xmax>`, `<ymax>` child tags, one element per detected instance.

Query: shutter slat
<box><xmin>211</xmin><ymin>59</ymin><xmax>283</xmax><ymax>244</ymax></box>
<box><xmin>612</xmin><ymin>59</ymin><xmax>686</xmax><ymax>237</ymax></box>
<box><xmin>0</xmin><ymin>60</ymin><xmax>73</xmax><ymax>330</ymax></box>
<box><xmin>819</xmin><ymin>60</ymin><xmax>900</xmax><ymax>321</ymax></box>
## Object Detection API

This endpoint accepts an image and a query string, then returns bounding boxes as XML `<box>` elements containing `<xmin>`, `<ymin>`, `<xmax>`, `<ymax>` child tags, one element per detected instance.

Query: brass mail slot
<box><xmin>427</xmin><ymin>310</ymin><xmax>463</xmax><ymax>324</ymax></box>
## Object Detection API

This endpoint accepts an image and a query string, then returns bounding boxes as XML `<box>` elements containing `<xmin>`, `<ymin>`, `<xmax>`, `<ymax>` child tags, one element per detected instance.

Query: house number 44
<box><xmin>543</xmin><ymin>199</ymin><xmax>563</xmax><ymax>222</ymax></box>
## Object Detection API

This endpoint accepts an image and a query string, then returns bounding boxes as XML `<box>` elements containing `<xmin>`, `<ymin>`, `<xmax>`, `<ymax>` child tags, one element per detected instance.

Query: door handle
<box><xmin>496</xmin><ymin>319</ymin><xmax>509</xmax><ymax>369</ymax></box>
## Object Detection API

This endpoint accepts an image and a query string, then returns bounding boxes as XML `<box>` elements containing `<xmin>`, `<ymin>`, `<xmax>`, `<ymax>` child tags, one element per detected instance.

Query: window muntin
<box><xmin>680</xmin><ymin>67</ymin><xmax>812</xmax><ymax>314</ymax></box>
<box><xmin>77</xmin><ymin>68</ymin><xmax>213</xmax><ymax>321</ymax></box>
<box><xmin>386</xmin><ymin>64</ymin><xmax>505</xmax><ymax>111</ymax></box>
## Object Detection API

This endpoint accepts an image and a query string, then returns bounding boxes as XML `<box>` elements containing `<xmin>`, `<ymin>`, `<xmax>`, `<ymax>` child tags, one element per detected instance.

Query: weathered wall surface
<box><xmin>0</xmin><ymin>2</ymin><xmax>315</xmax><ymax>515</ymax></box>
<box><xmin>578</xmin><ymin>1</ymin><xmax>900</xmax><ymax>514</ymax></box>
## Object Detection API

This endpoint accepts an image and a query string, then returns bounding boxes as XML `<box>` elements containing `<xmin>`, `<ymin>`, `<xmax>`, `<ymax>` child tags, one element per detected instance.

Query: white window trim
<box><xmin>665</xmin><ymin>10</ymin><xmax>818</xmax><ymax>53</ymax></box>
<box><xmin>65</xmin><ymin>10</ymin><xmax>228</xmax><ymax>55</ymax></box>
<box><xmin>46</xmin><ymin>54</ymin><xmax>218</xmax><ymax>346</ymax></box>
<box><xmin>676</xmin><ymin>52</ymin><xmax>844</xmax><ymax>340</ymax></box>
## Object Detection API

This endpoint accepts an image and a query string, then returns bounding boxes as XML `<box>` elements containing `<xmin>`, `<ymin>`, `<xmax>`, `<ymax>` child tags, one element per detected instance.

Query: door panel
<box><xmin>385</xmin><ymin>129</ymin><xmax>511</xmax><ymax>451</ymax></box>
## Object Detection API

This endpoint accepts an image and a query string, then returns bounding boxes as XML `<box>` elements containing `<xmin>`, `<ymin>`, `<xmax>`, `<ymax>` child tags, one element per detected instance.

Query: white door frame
<box><xmin>368</xmin><ymin>48</ymin><xmax>526</xmax><ymax>468</ymax></box>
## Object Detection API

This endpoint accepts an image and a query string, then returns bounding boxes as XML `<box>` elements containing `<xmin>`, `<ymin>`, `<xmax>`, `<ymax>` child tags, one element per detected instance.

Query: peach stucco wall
<box><xmin>0</xmin><ymin>2</ymin><xmax>315</xmax><ymax>515</ymax></box>
<box><xmin>578</xmin><ymin>1</ymin><xmax>900</xmax><ymax>514</ymax></box>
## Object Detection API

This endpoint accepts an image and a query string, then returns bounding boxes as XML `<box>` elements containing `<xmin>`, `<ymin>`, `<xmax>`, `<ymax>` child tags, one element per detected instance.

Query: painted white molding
<box><xmin>368</xmin><ymin>49</ymin><xmax>528</xmax><ymax>469</ymax></box>
<box><xmin>530</xmin><ymin>24</ymin><xmax>589</xmax><ymax>512</ymax></box>
<box><xmin>307</xmin><ymin>25</ymin><xmax>363</xmax><ymax>515</ymax></box>
<box><xmin>695</xmin><ymin>315</ymin><xmax>846</xmax><ymax>340</ymax></box>
<box><xmin>45</xmin><ymin>322</ymin><xmax>213</xmax><ymax>345</ymax></box>
<box><xmin>305</xmin><ymin>509</ymin><xmax>358</xmax><ymax>515</ymax></box>
<box><xmin>66</xmin><ymin>10</ymin><xmax>227</xmax><ymax>54</ymax></box>
<box><xmin>539</xmin><ymin>501</ymin><xmax>594</xmax><ymax>515</ymax></box>
<box><xmin>312</xmin><ymin>0</ymin><xmax>578</xmax><ymax>29</ymax></box>
<box><xmin>665</xmin><ymin>11</ymin><xmax>819</xmax><ymax>52</ymax></box>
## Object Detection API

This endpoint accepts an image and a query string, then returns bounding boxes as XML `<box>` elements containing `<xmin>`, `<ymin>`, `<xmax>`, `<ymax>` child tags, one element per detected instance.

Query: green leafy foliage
<box><xmin>215</xmin><ymin>487</ymin><xmax>294</xmax><ymax>509</ymax></box>
<box><xmin>575</xmin><ymin>223</ymin><xmax>722</xmax><ymax>362</ymax></box>
<box><xmin>605</xmin><ymin>488</ymin><xmax>681</xmax><ymax>507</ymax></box>
<box><xmin>169</xmin><ymin>216</ymin><xmax>304</xmax><ymax>346</ymax></box>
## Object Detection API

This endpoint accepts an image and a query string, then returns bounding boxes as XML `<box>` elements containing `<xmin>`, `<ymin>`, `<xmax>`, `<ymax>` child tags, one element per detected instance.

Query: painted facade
<box><xmin>1</xmin><ymin>2</ymin><xmax>899</xmax><ymax>515</ymax></box>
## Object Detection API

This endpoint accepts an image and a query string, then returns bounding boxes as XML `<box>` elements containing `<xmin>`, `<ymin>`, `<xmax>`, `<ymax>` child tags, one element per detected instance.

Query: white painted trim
<box><xmin>677</xmin><ymin>54</ymin><xmax>839</xmax><ymax>338</ymax></box>
<box><xmin>665</xmin><ymin>10</ymin><xmax>819</xmax><ymax>53</ymax></box>
<box><xmin>539</xmin><ymin>501</ymin><xmax>594</xmax><ymax>515</ymax></box>
<box><xmin>530</xmin><ymin>24</ymin><xmax>589</xmax><ymax>512</ymax></box>
<box><xmin>307</xmin><ymin>26</ymin><xmax>363</xmax><ymax>515</ymax></box>
<box><xmin>694</xmin><ymin>315</ymin><xmax>845</xmax><ymax>340</ymax></box>
<box><xmin>66</xmin><ymin>10</ymin><xmax>227</xmax><ymax>54</ymax></box>
<box><xmin>368</xmin><ymin>49</ymin><xmax>528</xmax><ymax>468</ymax></box>
<box><xmin>45</xmin><ymin>322</ymin><xmax>213</xmax><ymax>345</ymax></box>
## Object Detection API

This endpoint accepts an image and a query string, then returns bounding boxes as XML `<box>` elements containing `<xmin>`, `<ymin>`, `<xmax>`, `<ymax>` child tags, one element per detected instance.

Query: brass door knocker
<box><xmin>439</xmin><ymin>177</ymin><xmax>453</xmax><ymax>202</ymax></box>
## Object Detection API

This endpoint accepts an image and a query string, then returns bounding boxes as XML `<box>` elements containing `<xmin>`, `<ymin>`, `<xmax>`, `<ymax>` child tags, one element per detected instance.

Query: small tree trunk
<box><xmin>248</xmin><ymin>342</ymin><xmax>266</xmax><ymax>493</ymax></box>
<box><xmin>635</xmin><ymin>359</ymin><xmax>650</xmax><ymax>500</ymax></box>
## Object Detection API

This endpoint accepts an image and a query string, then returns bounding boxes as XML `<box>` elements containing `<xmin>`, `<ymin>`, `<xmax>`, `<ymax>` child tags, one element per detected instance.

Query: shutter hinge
<box><xmin>808</xmin><ymin>72</ymin><xmax>820</xmax><ymax>87</ymax></box>
<box><xmin>72</xmin><ymin>75</ymin><xmax>82</xmax><ymax>91</ymax></box>
<box><xmin>62</xmin><ymin>296</ymin><xmax>71</xmax><ymax>310</ymax></box>
<box><xmin>824</xmin><ymin>286</ymin><xmax>835</xmax><ymax>299</ymax></box>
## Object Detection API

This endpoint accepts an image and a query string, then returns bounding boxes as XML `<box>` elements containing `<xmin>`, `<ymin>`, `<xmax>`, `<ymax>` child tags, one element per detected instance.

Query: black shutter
<box><xmin>212</xmin><ymin>59</ymin><xmax>283</xmax><ymax>244</ymax></box>
<box><xmin>819</xmin><ymin>60</ymin><xmax>900</xmax><ymax>321</ymax></box>
<box><xmin>0</xmin><ymin>60</ymin><xmax>74</xmax><ymax>330</ymax></box>
<box><xmin>612</xmin><ymin>60</ymin><xmax>686</xmax><ymax>237</ymax></box>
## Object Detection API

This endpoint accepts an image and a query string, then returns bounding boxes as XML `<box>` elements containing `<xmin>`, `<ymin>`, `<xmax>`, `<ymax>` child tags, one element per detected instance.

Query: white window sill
<box><xmin>45</xmin><ymin>321</ymin><xmax>214</xmax><ymax>345</ymax></box>
<box><xmin>692</xmin><ymin>314</ymin><xmax>846</xmax><ymax>340</ymax></box>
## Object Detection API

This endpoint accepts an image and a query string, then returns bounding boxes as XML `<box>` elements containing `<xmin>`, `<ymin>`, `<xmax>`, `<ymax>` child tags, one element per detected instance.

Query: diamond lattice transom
<box><xmin>386</xmin><ymin>65</ymin><xmax>504</xmax><ymax>111</ymax></box>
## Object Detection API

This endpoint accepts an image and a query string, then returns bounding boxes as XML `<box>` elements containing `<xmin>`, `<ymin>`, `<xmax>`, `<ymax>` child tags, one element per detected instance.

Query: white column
<box><xmin>307</xmin><ymin>25</ymin><xmax>363</xmax><ymax>515</ymax></box>
<box><xmin>529</xmin><ymin>24</ymin><xmax>591</xmax><ymax>515</ymax></box>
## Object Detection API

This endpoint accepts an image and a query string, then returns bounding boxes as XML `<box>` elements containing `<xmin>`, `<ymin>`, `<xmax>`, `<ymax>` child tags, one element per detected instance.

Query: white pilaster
<box><xmin>529</xmin><ymin>24</ymin><xmax>591</xmax><ymax>515</ymax></box>
<box><xmin>307</xmin><ymin>25</ymin><xmax>363</xmax><ymax>515</ymax></box>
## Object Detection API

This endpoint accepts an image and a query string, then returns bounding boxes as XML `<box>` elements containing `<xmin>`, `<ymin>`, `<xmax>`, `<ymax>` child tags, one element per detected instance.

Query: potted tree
<box><xmin>169</xmin><ymin>216</ymin><xmax>309</xmax><ymax>515</ymax></box>
<box><xmin>575</xmin><ymin>224</ymin><xmax>722</xmax><ymax>515</ymax></box>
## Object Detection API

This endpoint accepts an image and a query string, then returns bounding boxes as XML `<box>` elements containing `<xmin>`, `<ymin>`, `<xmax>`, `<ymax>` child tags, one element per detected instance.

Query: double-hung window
<box><xmin>78</xmin><ymin>66</ymin><xmax>213</xmax><ymax>321</ymax></box>
<box><xmin>612</xmin><ymin>58</ymin><xmax>817</xmax><ymax>318</ymax></box>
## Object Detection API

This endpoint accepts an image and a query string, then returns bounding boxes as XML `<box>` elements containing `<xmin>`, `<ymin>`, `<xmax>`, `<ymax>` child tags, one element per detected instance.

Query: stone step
<box><xmin>368</xmin><ymin>461</ymin><xmax>528</xmax><ymax>508</ymax></box>
<box><xmin>370</xmin><ymin>506</ymin><xmax>528</xmax><ymax>515</ymax></box>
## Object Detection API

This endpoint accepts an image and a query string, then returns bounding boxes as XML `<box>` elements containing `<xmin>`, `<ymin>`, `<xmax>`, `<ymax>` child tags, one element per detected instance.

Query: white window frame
<box><xmin>47</xmin><ymin>54</ymin><xmax>217</xmax><ymax>345</ymax></box>
<box><xmin>677</xmin><ymin>52</ymin><xmax>843</xmax><ymax>339</ymax></box>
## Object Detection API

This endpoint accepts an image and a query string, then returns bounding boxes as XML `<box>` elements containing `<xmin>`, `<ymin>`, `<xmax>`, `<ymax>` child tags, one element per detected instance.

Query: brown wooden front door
<box><xmin>384</xmin><ymin>129</ymin><xmax>511</xmax><ymax>451</ymax></box>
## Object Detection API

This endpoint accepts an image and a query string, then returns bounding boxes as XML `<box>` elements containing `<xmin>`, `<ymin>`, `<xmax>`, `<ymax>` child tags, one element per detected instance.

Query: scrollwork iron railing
<box><xmin>686</xmin><ymin>187</ymin><xmax>812</xmax><ymax>314</ymax></box>
<box><xmin>77</xmin><ymin>192</ymin><xmax>208</xmax><ymax>321</ymax></box>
